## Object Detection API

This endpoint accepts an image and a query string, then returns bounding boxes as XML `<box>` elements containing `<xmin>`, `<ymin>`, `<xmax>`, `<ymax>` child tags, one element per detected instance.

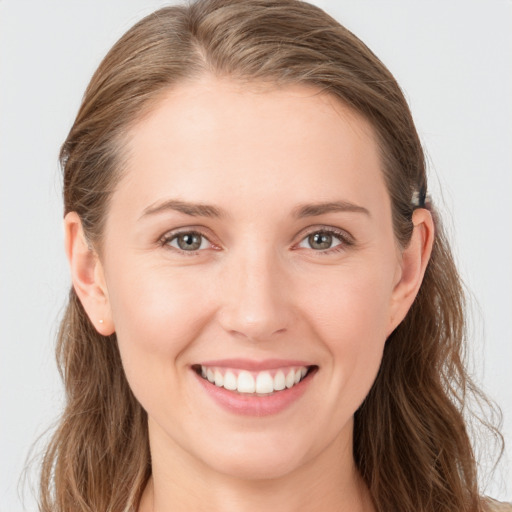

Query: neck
<box><xmin>138</xmin><ymin>420</ymin><xmax>375</xmax><ymax>512</ymax></box>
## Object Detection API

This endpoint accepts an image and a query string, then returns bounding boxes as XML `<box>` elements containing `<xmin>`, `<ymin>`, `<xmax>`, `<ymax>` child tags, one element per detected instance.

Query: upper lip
<box><xmin>195</xmin><ymin>358</ymin><xmax>314</xmax><ymax>371</ymax></box>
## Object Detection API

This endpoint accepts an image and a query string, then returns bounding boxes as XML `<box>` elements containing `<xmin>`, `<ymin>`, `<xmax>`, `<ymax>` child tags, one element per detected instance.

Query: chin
<box><xmin>210</xmin><ymin>452</ymin><xmax>306</xmax><ymax>482</ymax></box>
<box><xmin>194</xmin><ymin>431</ymin><xmax>315</xmax><ymax>481</ymax></box>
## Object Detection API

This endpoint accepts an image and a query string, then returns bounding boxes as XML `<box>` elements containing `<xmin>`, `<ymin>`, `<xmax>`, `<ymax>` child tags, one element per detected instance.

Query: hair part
<box><xmin>40</xmin><ymin>1</ymin><xmax>502</xmax><ymax>511</ymax></box>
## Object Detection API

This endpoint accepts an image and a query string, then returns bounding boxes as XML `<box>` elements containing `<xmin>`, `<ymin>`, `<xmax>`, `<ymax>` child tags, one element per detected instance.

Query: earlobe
<box><xmin>388</xmin><ymin>208</ymin><xmax>434</xmax><ymax>334</ymax></box>
<box><xmin>64</xmin><ymin>212</ymin><xmax>115</xmax><ymax>336</ymax></box>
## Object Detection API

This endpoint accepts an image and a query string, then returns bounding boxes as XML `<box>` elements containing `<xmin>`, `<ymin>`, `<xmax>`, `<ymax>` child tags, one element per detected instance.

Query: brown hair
<box><xmin>39</xmin><ymin>1</ymin><xmax>502</xmax><ymax>511</ymax></box>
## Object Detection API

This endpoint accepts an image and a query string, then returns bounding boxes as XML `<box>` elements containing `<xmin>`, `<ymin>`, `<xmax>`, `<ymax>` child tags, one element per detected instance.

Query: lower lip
<box><xmin>193</xmin><ymin>369</ymin><xmax>316</xmax><ymax>417</ymax></box>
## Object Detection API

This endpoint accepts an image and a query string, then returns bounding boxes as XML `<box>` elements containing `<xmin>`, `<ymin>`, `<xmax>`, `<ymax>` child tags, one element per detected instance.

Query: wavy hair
<box><xmin>39</xmin><ymin>1</ymin><xmax>502</xmax><ymax>511</ymax></box>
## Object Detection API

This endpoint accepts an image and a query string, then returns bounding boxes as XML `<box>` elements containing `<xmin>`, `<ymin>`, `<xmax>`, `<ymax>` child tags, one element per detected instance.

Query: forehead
<box><xmin>116</xmin><ymin>76</ymin><xmax>387</xmax><ymax>219</ymax></box>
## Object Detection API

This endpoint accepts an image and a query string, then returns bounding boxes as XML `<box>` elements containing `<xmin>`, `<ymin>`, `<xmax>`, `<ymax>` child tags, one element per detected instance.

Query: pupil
<box><xmin>310</xmin><ymin>232</ymin><xmax>332</xmax><ymax>250</ymax></box>
<box><xmin>178</xmin><ymin>233</ymin><xmax>201</xmax><ymax>250</ymax></box>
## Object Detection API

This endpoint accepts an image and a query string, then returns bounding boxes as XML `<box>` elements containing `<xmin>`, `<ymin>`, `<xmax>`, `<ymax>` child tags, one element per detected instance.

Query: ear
<box><xmin>64</xmin><ymin>212</ymin><xmax>115</xmax><ymax>336</ymax></box>
<box><xmin>387</xmin><ymin>208</ymin><xmax>434</xmax><ymax>335</ymax></box>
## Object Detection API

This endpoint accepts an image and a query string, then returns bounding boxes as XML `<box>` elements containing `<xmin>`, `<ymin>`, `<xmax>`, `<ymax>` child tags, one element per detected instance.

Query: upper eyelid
<box><xmin>159</xmin><ymin>226</ymin><xmax>216</xmax><ymax>243</ymax></box>
<box><xmin>295</xmin><ymin>225</ymin><xmax>354</xmax><ymax>244</ymax></box>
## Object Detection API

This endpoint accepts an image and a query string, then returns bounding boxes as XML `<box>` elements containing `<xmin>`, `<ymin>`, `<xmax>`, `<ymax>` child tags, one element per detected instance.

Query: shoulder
<box><xmin>484</xmin><ymin>498</ymin><xmax>512</xmax><ymax>512</ymax></box>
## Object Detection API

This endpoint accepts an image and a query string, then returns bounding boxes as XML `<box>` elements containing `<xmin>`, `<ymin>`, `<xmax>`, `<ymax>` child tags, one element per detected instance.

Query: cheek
<box><xmin>301</xmin><ymin>259</ymin><xmax>394</xmax><ymax>338</ymax></box>
<box><xmin>106</xmin><ymin>261</ymin><xmax>215</xmax><ymax>376</ymax></box>
<box><xmin>298</xmin><ymin>261</ymin><xmax>394</xmax><ymax>393</ymax></box>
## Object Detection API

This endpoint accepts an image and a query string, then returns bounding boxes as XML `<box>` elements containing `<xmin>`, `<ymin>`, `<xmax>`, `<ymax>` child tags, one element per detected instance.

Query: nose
<box><xmin>217</xmin><ymin>248</ymin><xmax>293</xmax><ymax>342</ymax></box>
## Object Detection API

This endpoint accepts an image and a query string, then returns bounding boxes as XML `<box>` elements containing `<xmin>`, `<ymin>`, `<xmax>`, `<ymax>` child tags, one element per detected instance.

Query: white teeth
<box><xmin>285</xmin><ymin>369</ymin><xmax>295</xmax><ymax>389</ymax></box>
<box><xmin>237</xmin><ymin>371</ymin><xmax>255</xmax><ymax>393</ymax></box>
<box><xmin>255</xmin><ymin>372</ymin><xmax>274</xmax><ymax>394</ymax></box>
<box><xmin>274</xmin><ymin>370</ymin><xmax>286</xmax><ymax>391</ymax></box>
<box><xmin>223</xmin><ymin>370</ymin><xmax>237</xmax><ymax>391</ymax></box>
<box><xmin>199</xmin><ymin>365</ymin><xmax>311</xmax><ymax>394</ymax></box>
<box><xmin>214</xmin><ymin>370</ymin><xmax>224</xmax><ymax>387</ymax></box>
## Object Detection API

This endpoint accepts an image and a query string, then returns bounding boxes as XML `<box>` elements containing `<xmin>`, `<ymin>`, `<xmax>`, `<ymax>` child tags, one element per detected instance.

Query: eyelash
<box><xmin>158</xmin><ymin>227</ymin><xmax>354</xmax><ymax>256</ymax></box>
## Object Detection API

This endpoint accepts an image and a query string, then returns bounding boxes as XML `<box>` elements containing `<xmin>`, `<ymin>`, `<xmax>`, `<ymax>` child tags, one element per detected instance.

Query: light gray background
<box><xmin>1</xmin><ymin>0</ymin><xmax>511</xmax><ymax>510</ymax></box>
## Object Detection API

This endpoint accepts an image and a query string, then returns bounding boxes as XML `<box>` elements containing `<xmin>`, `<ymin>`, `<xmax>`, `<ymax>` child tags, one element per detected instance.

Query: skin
<box><xmin>65</xmin><ymin>77</ymin><xmax>434</xmax><ymax>512</ymax></box>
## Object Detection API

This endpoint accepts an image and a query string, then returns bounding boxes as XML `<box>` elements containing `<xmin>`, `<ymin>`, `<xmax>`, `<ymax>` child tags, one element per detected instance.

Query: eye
<box><xmin>163</xmin><ymin>231</ymin><xmax>211</xmax><ymax>252</ymax></box>
<box><xmin>297</xmin><ymin>228</ymin><xmax>350</xmax><ymax>252</ymax></box>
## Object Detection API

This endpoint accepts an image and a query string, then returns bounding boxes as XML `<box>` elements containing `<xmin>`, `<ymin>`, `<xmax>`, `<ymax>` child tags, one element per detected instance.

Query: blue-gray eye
<box><xmin>169</xmin><ymin>232</ymin><xmax>208</xmax><ymax>251</ymax></box>
<box><xmin>309</xmin><ymin>232</ymin><xmax>332</xmax><ymax>250</ymax></box>
<box><xmin>298</xmin><ymin>230</ymin><xmax>343</xmax><ymax>250</ymax></box>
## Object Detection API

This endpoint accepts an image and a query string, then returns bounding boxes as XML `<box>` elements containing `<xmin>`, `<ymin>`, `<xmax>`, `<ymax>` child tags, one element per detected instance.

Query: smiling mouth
<box><xmin>192</xmin><ymin>365</ymin><xmax>317</xmax><ymax>395</ymax></box>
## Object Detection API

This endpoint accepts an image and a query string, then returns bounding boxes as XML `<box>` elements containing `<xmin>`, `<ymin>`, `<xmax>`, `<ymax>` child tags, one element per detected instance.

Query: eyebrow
<box><xmin>140</xmin><ymin>199</ymin><xmax>227</xmax><ymax>220</ymax></box>
<box><xmin>139</xmin><ymin>198</ymin><xmax>370</xmax><ymax>220</ymax></box>
<box><xmin>292</xmin><ymin>200</ymin><xmax>370</xmax><ymax>218</ymax></box>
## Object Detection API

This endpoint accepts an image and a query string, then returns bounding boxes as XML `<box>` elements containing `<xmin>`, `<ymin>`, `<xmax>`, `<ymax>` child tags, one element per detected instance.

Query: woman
<box><xmin>39</xmin><ymin>0</ymin><xmax>509</xmax><ymax>511</ymax></box>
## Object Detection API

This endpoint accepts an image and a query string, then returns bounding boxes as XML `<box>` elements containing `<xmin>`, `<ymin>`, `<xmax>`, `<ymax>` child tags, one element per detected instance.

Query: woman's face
<box><xmin>95</xmin><ymin>77</ymin><xmax>411</xmax><ymax>479</ymax></box>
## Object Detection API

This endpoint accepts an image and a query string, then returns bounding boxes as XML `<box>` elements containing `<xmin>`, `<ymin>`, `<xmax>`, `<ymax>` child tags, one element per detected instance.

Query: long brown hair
<box><xmin>39</xmin><ymin>1</ymin><xmax>502</xmax><ymax>510</ymax></box>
